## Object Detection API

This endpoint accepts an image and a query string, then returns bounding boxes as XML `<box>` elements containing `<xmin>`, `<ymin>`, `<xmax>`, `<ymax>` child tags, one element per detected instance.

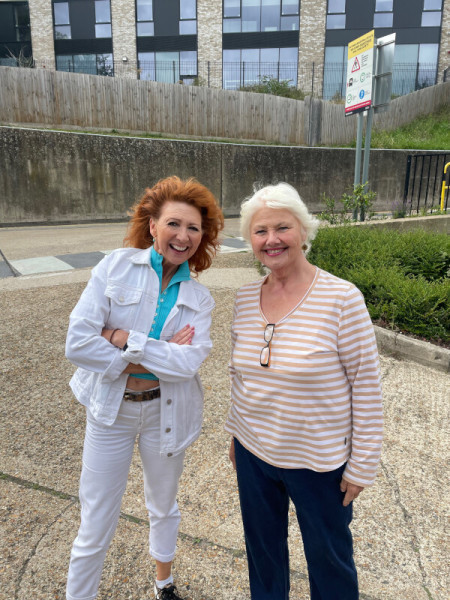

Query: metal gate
<box><xmin>403</xmin><ymin>153</ymin><xmax>450</xmax><ymax>215</ymax></box>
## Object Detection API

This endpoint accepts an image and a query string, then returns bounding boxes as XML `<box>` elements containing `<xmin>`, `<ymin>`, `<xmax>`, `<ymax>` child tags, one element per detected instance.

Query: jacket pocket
<box><xmin>105</xmin><ymin>280</ymin><xmax>143</xmax><ymax>329</ymax></box>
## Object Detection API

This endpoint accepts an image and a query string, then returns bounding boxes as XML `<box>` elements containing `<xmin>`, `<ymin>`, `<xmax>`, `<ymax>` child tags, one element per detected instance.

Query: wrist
<box><xmin>110</xmin><ymin>329</ymin><xmax>128</xmax><ymax>350</ymax></box>
<box><xmin>109</xmin><ymin>328</ymin><xmax>120</xmax><ymax>346</ymax></box>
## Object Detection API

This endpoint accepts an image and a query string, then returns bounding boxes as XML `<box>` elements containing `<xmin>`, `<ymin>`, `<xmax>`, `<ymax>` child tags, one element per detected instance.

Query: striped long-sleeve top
<box><xmin>225</xmin><ymin>268</ymin><xmax>383</xmax><ymax>487</ymax></box>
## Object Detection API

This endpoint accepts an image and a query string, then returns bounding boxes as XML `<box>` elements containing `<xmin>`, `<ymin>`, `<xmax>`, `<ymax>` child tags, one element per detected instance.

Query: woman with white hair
<box><xmin>226</xmin><ymin>183</ymin><xmax>383</xmax><ymax>599</ymax></box>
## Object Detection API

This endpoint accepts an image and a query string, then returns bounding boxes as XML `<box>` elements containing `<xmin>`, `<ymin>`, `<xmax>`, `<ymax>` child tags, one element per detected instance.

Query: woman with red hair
<box><xmin>65</xmin><ymin>176</ymin><xmax>224</xmax><ymax>600</ymax></box>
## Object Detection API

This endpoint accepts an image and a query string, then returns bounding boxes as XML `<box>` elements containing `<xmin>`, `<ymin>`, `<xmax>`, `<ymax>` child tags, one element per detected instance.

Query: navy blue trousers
<box><xmin>234</xmin><ymin>438</ymin><xmax>358</xmax><ymax>600</ymax></box>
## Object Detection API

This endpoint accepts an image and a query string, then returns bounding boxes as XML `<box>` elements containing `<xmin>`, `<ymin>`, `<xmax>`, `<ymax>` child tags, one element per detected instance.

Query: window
<box><xmin>223</xmin><ymin>0</ymin><xmax>299</xmax><ymax>33</ymax></box>
<box><xmin>95</xmin><ymin>0</ymin><xmax>111</xmax><ymax>38</ymax></box>
<box><xmin>180</xmin><ymin>0</ymin><xmax>196</xmax><ymax>19</ymax></box>
<box><xmin>423</xmin><ymin>0</ymin><xmax>441</xmax><ymax>9</ymax></box>
<box><xmin>281</xmin><ymin>0</ymin><xmax>298</xmax><ymax>15</ymax></box>
<box><xmin>180</xmin><ymin>0</ymin><xmax>197</xmax><ymax>35</ymax></box>
<box><xmin>14</xmin><ymin>3</ymin><xmax>31</xmax><ymax>42</ymax></box>
<box><xmin>422</xmin><ymin>0</ymin><xmax>442</xmax><ymax>26</ymax></box>
<box><xmin>326</xmin><ymin>0</ymin><xmax>345</xmax><ymax>29</ymax></box>
<box><xmin>138</xmin><ymin>51</ymin><xmax>198</xmax><ymax>83</ymax></box>
<box><xmin>261</xmin><ymin>0</ymin><xmax>280</xmax><ymax>32</ymax></box>
<box><xmin>224</xmin><ymin>0</ymin><xmax>241</xmax><ymax>17</ymax></box>
<box><xmin>323</xmin><ymin>45</ymin><xmax>346</xmax><ymax>99</ymax></box>
<box><xmin>375</xmin><ymin>0</ymin><xmax>393</xmax><ymax>10</ymax></box>
<box><xmin>242</xmin><ymin>0</ymin><xmax>260</xmax><ymax>32</ymax></box>
<box><xmin>374</xmin><ymin>0</ymin><xmax>393</xmax><ymax>28</ymax></box>
<box><xmin>136</xmin><ymin>0</ymin><xmax>154</xmax><ymax>36</ymax></box>
<box><xmin>418</xmin><ymin>43</ymin><xmax>438</xmax><ymax>87</ymax></box>
<box><xmin>328</xmin><ymin>0</ymin><xmax>345</xmax><ymax>13</ymax></box>
<box><xmin>56</xmin><ymin>53</ymin><xmax>113</xmax><ymax>76</ymax></box>
<box><xmin>54</xmin><ymin>2</ymin><xmax>71</xmax><ymax>39</ymax></box>
<box><xmin>421</xmin><ymin>12</ymin><xmax>441</xmax><ymax>26</ymax></box>
<box><xmin>223</xmin><ymin>47</ymin><xmax>298</xmax><ymax>89</ymax></box>
<box><xmin>374</xmin><ymin>13</ymin><xmax>393</xmax><ymax>27</ymax></box>
<box><xmin>392</xmin><ymin>43</ymin><xmax>438</xmax><ymax>95</ymax></box>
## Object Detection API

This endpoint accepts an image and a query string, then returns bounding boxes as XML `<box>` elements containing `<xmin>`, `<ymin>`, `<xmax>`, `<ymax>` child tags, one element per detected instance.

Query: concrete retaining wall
<box><xmin>0</xmin><ymin>126</ymin><xmax>446</xmax><ymax>224</ymax></box>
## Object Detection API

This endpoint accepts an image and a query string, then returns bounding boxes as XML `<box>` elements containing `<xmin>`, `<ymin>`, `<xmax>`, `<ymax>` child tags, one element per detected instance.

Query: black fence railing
<box><xmin>403</xmin><ymin>153</ymin><xmax>450</xmax><ymax>215</ymax></box>
<box><xmin>7</xmin><ymin>58</ymin><xmax>442</xmax><ymax>100</ymax></box>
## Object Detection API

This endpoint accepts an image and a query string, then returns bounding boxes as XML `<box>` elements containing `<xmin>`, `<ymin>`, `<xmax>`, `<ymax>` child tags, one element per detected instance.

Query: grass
<box><xmin>4</xmin><ymin>101</ymin><xmax>448</xmax><ymax>150</ymax></box>
<box><xmin>352</xmin><ymin>105</ymin><xmax>450</xmax><ymax>151</ymax></box>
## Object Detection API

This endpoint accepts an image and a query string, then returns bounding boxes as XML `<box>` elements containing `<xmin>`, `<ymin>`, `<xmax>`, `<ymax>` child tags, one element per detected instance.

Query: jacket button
<box><xmin>165</xmin><ymin>427</ymin><xmax>171</xmax><ymax>433</ymax></box>
<box><xmin>167</xmin><ymin>399</ymin><xmax>172</xmax><ymax>405</ymax></box>
<box><xmin>167</xmin><ymin>453</ymin><xmax>173</xmax><ymax>457</ymax></box>
<box><xmin>119</xmin><ymin>296</ymin><xmax>124</xmax><ymax>302</ymax></box>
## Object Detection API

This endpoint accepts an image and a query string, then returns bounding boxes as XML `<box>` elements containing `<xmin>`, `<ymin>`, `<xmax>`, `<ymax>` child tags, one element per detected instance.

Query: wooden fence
<box><xmin>0</xmin><ymin>66</ymin><xmax>448</xmax><ymax>146</ymax></box>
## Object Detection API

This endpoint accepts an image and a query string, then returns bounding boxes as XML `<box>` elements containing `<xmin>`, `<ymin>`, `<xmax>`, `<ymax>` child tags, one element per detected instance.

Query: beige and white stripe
<box><xmin>225</xmin><ymin>269</ymin><xmax>383</xmax><ymax>487</ymax></box>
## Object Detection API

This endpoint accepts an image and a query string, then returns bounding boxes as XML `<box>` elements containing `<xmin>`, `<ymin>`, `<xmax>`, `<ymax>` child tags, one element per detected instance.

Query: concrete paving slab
<box><xmin>0</xmin><ymin>261</ymin><xmax>15</xmax><ymax>278</ymax></box>
<box><xmin>10</xmin><ymin>256</ymin><xmax>74</xmax><ymax>276</ymax></box>
<box><xmin>55</xmin><ymin>251</ymin><xmax>107</xmax><ymax>269</ymax></box>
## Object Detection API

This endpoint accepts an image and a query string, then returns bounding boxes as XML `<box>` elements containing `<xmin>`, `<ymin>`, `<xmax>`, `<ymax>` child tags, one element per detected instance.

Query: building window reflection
<box><xmin>136</xmin><ymin>0</ymin><xmax>154</xmax><ymax>36</ymax></box>
<box><xmin>95</xmin><ymin>0</ymin><xmax>111</xmax><ymax>38</ymax></box>
<box><xmin>54</xmin><ymin>2</ymin><xmax>71</xmax><ymax>39</ymax></box>
<box><xmin>326</xmin><ymin>0</ymin><xmax>346</xmax><ymax>30</ymax></box>
<box><xmin>179</xmin><ymin>0</ymin><xmax>197</xmax><ymax>35</ymax></box>
<box><xmin>223</xmin><ymin>0</ymin><xmax>299</xmax><ymax>33</ymax></box>
<box><xmin>53</xmin><ymin>0</ymin><xmax>112</xmax><ymax>40</ymax></box>
<box><xmin>421</xmin><ymin>0</ymin><xmax>442</xmax><ymax>27</ymax></box>
<box><xmin>323</xmin><ymin>42</ymin><xmax>439</xmax><ymax>100</ymax></box>
<box><xmin>138</xmin><ymin>51</ymin><xmax>198</xmax><ymax>83</ymax></box>
<box><xmin>223</xmin><ymin>47</ymin><xmax>298</xmax><ymax>89</ymax></box>
<box><xmin>374</xmin><ymin>0</ymin><xmax>393</xmax><ymax>28</ymax></box>
<box><xmin>56</xmin><ymin>53</ymin><xmax>114</xmax><ymax>76</ymax></box>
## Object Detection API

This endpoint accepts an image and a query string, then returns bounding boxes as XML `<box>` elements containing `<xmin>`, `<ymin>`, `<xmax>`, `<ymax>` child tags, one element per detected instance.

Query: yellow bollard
<box><xmin>441</xmin><ymin>162</ymin><xmax>450</xmax><ymax>211</ymax></box>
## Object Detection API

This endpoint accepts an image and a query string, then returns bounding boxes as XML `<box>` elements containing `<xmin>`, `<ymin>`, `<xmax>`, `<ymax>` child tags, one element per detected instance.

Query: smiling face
<box><xmin>250</xmin><ymin>206</ymin><xmax>306</xmax><ymax>271</ymax></box>
<box><xmin>149</xmin><ymin>200</ymin><xmax>203</xmax><ymax>269</ymax></box>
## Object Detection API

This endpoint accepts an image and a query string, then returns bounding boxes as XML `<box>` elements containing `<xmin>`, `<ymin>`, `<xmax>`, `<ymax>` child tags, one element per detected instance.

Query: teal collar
<box><xmin>150</xmin><ymin>246</ymin><xmax>191</xmax><ymax>288</ymax></box>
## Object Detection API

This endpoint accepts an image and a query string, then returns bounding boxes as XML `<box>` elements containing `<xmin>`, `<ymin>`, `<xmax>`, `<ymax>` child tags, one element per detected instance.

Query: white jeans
<box><xmin>66</xmin><ymin>399</ymin><xmax>185</xmax><ymax>600</ymax></box>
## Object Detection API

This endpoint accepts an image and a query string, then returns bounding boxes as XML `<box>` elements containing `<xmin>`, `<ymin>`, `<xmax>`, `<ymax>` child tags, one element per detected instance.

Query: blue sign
<box><xmin>359</xmin><ymin>90</ymin><xmax>365</xmax><ymax>99</ymax></box>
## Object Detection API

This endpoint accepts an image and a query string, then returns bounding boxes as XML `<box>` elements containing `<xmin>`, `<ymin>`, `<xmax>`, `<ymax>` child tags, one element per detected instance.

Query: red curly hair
<box><xmin>124</xmin><ymin>176</ymin><xmax>224</xmax><ymax>275</ymax></box>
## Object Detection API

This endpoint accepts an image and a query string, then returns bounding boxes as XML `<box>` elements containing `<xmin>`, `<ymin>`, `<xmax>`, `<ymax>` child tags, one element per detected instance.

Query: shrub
<box><xmin>318</xmin><ymin>184</ymin><xmax>376</xmax><ymax>223</ymax></box>
<box><xmin>309</xmin><ymin>226</ymin><xmax>450</xmax><ymax>343</ymax></box>
<box><xmin>239</xmin><ymin>76</ymin><xmax>306</xmax><ymax>100</ymax></box>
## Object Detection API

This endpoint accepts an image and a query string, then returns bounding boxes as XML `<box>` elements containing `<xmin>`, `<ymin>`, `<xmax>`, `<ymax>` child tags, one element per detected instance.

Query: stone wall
<box><xmin>111</xmin><ymin>0</ymin><xmax>137</xmax><ymax>78</ymax></box>
<box><xmin>28</xmin><ymin>0</ymin><xmax>55</xmax><ymax>69</ymax></box>
<box><xmin>438</xmin><ymin>0</ymin><xmax>450</xmax><ymax>80</ymax></box>
<box><xmin>197</xmin><ymin>0</ymin><xmax>223</xmax><ymax>88</ymax></box>
<box><xmin>0</xmin><ymin>126</ymin><xmax>444</xmax><ymax>224</ymax></box>
<box><xmin>298</xmin><ymin>0</ymin><xmax>327</xmax><ymax>94</ymax></box>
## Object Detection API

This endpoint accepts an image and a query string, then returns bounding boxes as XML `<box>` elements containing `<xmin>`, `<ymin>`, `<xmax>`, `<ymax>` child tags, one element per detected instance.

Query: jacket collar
<box><xmin>129</xmin><ymin>248</ymin><xmax>200</xmax><ymax>311</ymax></box>
<box><xmin>130</xmin><ymin>247</ymin><xmax>152</xmax><ymax>265</ymax></box>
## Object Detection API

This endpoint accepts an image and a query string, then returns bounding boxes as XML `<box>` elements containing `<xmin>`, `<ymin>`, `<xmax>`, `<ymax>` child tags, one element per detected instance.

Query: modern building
<box><xmin>0</xmin><ymin>0</ymin><xmax>448</xmax><ymax>98</ymax></box>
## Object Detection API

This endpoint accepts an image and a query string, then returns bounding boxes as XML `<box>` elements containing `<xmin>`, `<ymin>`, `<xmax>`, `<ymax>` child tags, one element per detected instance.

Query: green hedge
<box><xmin>308</xmin><ymin>226</ymin><xmax>450</xmax><ymax>343</ymax></box>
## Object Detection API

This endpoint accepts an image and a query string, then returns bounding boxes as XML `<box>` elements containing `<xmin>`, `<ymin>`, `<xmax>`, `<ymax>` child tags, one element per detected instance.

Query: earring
<box><xmin>302</xmin><ymin>243</ymin><xmax>307</xmax><ymax>252</ymax></box>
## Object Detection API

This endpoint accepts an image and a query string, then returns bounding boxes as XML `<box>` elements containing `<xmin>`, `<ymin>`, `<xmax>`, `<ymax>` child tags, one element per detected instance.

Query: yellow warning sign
<box><xmin>348</xmin><ymin>30</ymin><xmax>374</xmax><ymax>60</ymax></box>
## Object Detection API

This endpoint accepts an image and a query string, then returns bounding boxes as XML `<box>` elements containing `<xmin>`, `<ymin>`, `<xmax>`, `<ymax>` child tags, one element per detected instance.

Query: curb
<box><xmin>374</xmin><ymin>325</ymin><xmax>450</xmax><ymax>373</ymax></box>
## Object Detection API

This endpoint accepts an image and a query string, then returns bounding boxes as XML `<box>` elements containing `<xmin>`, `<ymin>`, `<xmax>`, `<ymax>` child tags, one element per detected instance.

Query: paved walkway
<box><xmin>0</xmin><ymin>219</ymin><xmax>248</xmax><ymax>278</ymax></box>
<box><xmin>0</xmin><ymin>222</ymin><xmax>448</xmax><ymax>600</ymax></box>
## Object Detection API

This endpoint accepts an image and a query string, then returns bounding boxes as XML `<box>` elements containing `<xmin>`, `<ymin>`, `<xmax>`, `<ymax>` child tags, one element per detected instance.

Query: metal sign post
<box><xmin>345</xmin><ymin>31</ymin><xmax>396</xmax><ymax>220</ymax></box>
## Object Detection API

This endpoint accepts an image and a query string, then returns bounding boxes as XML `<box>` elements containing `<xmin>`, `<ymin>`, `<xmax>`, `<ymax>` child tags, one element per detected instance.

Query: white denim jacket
<box><xmin>66</xmin><ymin>247</ymin><xmax>214</xmax><ymax>457</ymax></box>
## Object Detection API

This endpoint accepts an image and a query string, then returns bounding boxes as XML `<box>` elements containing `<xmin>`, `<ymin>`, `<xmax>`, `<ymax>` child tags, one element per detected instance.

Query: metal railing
<box><xmin>403</xmin><ymin>153</ymin><xmax>450</xmax><ymax>215</ymax></box>
<box><xmin>7</xmin><ymin>57</ymin><xmax>442</xmax><ymax>100</ymax></box>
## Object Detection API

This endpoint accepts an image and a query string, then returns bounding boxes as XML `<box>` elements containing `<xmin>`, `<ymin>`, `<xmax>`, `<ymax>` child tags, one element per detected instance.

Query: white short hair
<box><xmin>240</xmin><ymin>183</ymin><xmax>320</xmax><ymax>254</ymax></box>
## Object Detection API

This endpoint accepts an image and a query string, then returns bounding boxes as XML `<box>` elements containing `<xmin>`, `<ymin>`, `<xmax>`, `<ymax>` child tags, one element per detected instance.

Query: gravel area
<box><xmin>1</xmin><ymin>252</ymin><xmax>449</xmax><ymax>600</ymax></box>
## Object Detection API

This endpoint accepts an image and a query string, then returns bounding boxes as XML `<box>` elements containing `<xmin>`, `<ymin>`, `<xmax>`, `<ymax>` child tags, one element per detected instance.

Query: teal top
<box><xmin>131</xmin><ymin>247</ymin><xmax>191</xmax><ymax>380</ymax></box>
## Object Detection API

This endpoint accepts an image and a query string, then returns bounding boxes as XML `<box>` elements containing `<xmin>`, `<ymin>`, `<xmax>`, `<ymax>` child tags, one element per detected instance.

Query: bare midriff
<box><xmin>126</xmin><ymin>376</ymin><xmax>160</xmax><ymax>392</ymax></box>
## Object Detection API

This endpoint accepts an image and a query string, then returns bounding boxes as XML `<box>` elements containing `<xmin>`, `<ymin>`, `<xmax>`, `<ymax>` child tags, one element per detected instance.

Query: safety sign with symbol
<box><xmin>345</xmin><ymin>30</ymin><xmax>374</xmax><ymax>116</ymax></box>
